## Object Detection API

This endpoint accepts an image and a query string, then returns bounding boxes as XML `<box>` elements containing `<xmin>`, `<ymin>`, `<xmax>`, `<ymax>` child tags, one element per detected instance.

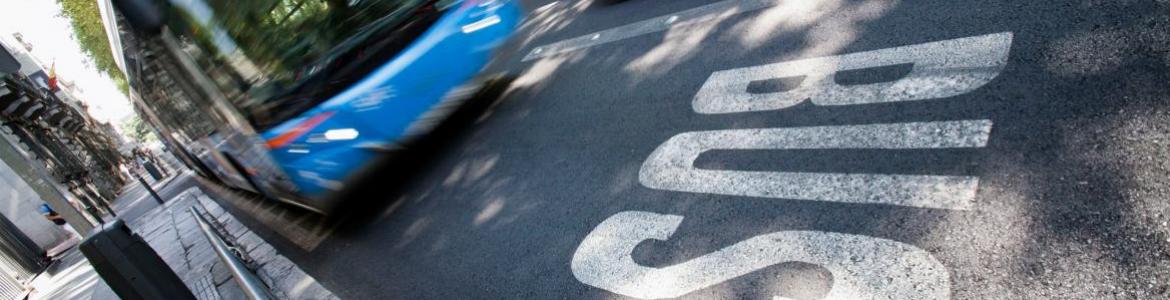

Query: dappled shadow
<box><xmin>324</xmin><ymin>76</ymin><xmax>525</xmax><ymax>232</ymax></box>
<box><xmin>193</xmin><ymin>0</ymin><xmax>1170</xmax><ymax>298</ymax></box>
<box><xmin>487</xmin><ymin>0</ymin><xmax>1170</xmax><ymax>298</ymax></box>
<box><xmin>983</xmin><ymin>8</ymin><xmax>1170</xmax><ymax>296</ymax></box>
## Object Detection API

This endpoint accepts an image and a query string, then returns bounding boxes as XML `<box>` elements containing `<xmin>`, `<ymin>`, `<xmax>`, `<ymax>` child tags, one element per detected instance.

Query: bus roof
<box><xmin>95</xmin><ymin>0</ymin><xmax>128</xmax><ymax>80</ymax></box>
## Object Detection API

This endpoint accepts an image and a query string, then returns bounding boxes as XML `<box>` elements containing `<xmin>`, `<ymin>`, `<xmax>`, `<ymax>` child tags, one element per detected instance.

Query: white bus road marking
<box><xmin>694</xmin><ymin>32</ymin><xmax>1013</xmax><ymax>114</ymax></box>
<box><xmin>570</xmin><ymin>32</ymin><xmax>1016</xmax><ymax>297</ymax></box>
<box><xmin>522</xmin><ymin>0</ymin><xmax>783</xmax><ymax>62</ymax></box>
<box><xmin>639</xmin><ymin>120</ymin><xmax>993</xmax><ymax>210</ymax></box>
<box><xmin>571</xmin><ymin>211</ymin><xmax>951</xmax><ymax>299</ymax></box>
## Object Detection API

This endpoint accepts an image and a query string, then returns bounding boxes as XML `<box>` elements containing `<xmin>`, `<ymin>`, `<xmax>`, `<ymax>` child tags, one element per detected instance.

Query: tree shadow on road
<box><xmin>203</xmin><ymin>0</ymin><xmax>1170</xmax><ymax>298</ymax></box>
<box><xmin>470</xmin><ymin>0</ymin><xmax>1170</xmax><ymax>298</ymax></box>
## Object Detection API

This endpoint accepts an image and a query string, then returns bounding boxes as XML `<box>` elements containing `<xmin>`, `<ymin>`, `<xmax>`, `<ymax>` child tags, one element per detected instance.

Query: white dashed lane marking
<box><xmin>522</xmin><ymin>0</ymin><xmax>783</xmax><ymax>61</ymax></box>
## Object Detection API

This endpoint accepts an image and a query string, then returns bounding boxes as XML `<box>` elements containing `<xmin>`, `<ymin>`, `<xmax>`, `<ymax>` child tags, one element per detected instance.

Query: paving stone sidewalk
<box><xmin>129</xmin><ymin>187</ymin><xmax>337</xmax><ymax>300</ymax></box>
<box><xmin>25</xmin><ymin>250</ymin><xmax>118</xmax><ymax>300</ymax></box>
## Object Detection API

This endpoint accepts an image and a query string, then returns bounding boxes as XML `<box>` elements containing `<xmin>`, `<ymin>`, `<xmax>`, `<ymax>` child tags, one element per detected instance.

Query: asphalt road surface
<box><xmin>202</xmin><ymin>0</ymin><xmax>1170</xmax><ymax>298</ymax></box>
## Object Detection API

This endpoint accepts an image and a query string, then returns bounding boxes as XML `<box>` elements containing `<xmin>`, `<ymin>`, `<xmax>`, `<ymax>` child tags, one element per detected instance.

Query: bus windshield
<box><xmin>171</xmin><ymin>0</ymin><xmax>438</xmax><ymax>130</ymax></box>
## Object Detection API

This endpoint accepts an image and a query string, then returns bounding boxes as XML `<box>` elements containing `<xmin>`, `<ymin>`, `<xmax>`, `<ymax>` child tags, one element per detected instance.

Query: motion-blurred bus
<box><xmin>99</xmin><ymin>0</ymin><xmax>522</xmax><ymax>213</ymax></box>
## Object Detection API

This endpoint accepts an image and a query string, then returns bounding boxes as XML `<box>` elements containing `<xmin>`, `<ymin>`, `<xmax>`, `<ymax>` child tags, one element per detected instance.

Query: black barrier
<box><xmin>133</xmin><ymin>172</ymin><xmax>165</xmax><ymax>205</ymax></box>
<box><xmin>79</xmin><ymin>219</ymin><xmax>195</xmax><ymax>300</ymax></box>
<box><xmin>143</xmin><ymin>161</ymin><xmax>163</xmax><ymax>180</ymax></box>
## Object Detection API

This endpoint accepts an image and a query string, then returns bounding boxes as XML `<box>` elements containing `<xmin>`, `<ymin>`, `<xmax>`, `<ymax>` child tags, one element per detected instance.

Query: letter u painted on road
<box><xmin>639</xmin><ymin>120</ymin><xmax>993</xmax><ymax>210</ymax></box>
<box><xmin>692</xmin><ymin>32</ymin><xmax>1013</xmax><ymax>114</ymax></box>
<box><xmin>572</xmin><ymin>211</ymin><xmax>950</xmax><ymax>299</ymax></box>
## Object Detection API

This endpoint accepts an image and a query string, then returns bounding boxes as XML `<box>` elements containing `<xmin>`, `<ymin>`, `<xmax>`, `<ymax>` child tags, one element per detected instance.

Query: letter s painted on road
<box><xmin>572</xmin><ymin>211</ymin><xmax>950</xmax><ymax>299</ymax></box>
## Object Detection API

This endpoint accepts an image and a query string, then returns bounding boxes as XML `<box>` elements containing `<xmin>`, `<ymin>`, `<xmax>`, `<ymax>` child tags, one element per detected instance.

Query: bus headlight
<box><xmin>461</xmin><ymin>15</ymin><xmax>501</xmax><ymax>33</ymax></box>
<box><xmin>323</xmin><ymin>128</ymin><xmax>359</xmax><ymax>141</ymax></box>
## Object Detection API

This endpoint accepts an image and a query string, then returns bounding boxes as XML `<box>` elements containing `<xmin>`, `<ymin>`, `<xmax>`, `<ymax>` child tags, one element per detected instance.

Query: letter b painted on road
<box><xmin>692</xmin><ymin>32</ymin><xmax>1013</xmax><ymax>114</ymax></box>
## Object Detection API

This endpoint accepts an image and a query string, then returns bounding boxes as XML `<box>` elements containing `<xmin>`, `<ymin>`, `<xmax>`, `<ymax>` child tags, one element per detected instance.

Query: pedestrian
<box><xmin>39</xmin><ymin>203</ymin><xmax>81</xmax><ymax>259</ymax></box>
<box><xmin>39</xmin><ymin>203</ymin><xmax>66</xmax><ymax>226</ymax></box>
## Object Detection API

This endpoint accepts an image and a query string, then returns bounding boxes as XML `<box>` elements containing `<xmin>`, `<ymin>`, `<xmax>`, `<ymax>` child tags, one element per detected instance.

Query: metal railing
<box><xmin>189</xmin><ymin>207</ymin><xmax>274</xmax><ymax>300</ymax></box>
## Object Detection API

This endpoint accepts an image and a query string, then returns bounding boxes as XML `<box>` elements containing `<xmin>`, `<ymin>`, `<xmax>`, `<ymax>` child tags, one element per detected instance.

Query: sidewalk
<box><xmin>27</xmin><ymin>173</ymin><xmax>337</xmax><ymax>299</ymax></box>
<box><xmin>24</xmin><ymin>251</ymin><xmax>117</xmax><ymax>300</ymax></box>
<box><xmin>111</xmin><ymin>171</ymin><xmax>182</xmax><ymax>223</ymax></box>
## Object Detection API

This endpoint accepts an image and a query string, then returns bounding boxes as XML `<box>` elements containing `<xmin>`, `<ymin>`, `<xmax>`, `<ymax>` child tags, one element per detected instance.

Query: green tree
<box><xmin>57</xmin><ymin>0</ymin><xmax>129</xmax><ymax>95</ymax></box>
<box><xmin>119</xmin><ymin>116</ymin><xmax>156</xmax><ymax>143</ymax></box>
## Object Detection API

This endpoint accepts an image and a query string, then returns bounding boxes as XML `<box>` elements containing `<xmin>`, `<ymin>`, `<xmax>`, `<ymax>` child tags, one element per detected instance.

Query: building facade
<box><xmin>0</xmin><ymin>34</ymin><xmax>127</xmax><ymax>292</ymax></box>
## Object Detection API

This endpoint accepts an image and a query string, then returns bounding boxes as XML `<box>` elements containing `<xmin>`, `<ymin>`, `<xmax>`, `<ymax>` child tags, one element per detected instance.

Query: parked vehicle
<box><xmin>101</xmin><ymin>0</ymin><xmax>523</xmax><ymax>214</ymax></box>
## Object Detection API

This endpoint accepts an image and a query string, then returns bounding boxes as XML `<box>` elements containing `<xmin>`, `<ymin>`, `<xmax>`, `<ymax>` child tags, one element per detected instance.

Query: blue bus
<box><xmin>101</xmin><ymin>0</ymin><xmax>522</xmax><ymax>213</ymax></box>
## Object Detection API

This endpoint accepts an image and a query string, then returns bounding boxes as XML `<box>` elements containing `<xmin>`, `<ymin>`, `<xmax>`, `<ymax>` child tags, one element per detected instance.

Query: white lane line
<box><xmin>522</xmin><ymin>0</ymin><xmax>782</xmax><ymax>62</ymax></box>
<box><xmin>571</xmin><ymin>211</ymin><xmax>950</xmax><ymax>299</ymax></box>
<box><xmin>694</xmin><ymin>32</ymin><xmax>1014</xmax><ymax>114</ymax></box>
<box><xmin>533</xmin><ymin>1</ymin><xmax>561</xmax><ymax>13</ymax></box>
<box><xmin>639</xmin><ymin>120</ymin><xmax>993</xmax><ymax>210</ymax></box>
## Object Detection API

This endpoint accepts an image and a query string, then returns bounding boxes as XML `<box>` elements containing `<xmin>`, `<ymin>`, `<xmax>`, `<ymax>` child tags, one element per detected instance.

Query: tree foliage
<box><xmin>119</xmin><ymin>115</ymin><xmax>156</xmax><ymax>143</ymax></box>
<box><xmin>56</xmin><ymin>0</ymin><xmax>128</xmax><ymax>95</ymax></box>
